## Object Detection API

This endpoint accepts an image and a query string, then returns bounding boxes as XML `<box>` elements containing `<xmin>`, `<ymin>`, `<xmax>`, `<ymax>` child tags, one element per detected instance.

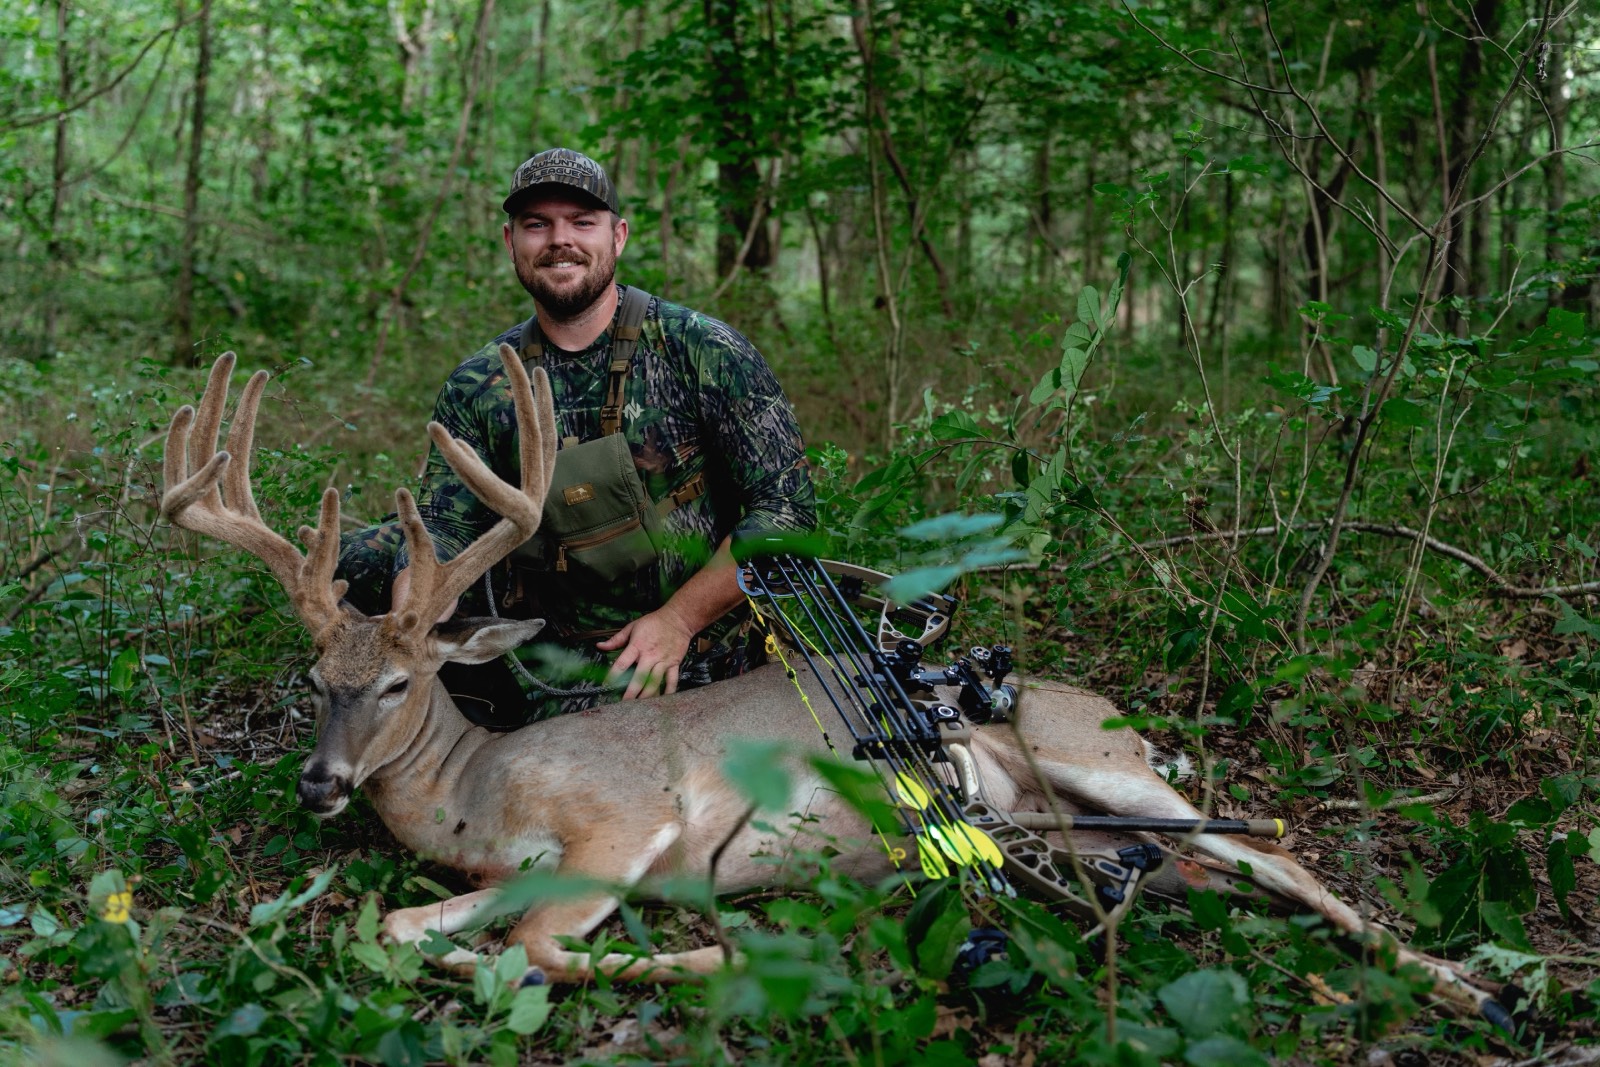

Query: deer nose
<box><xmin>297</xmin><ymin>767</ymin><xmax>351</xmax><ymax>814</ymax></box>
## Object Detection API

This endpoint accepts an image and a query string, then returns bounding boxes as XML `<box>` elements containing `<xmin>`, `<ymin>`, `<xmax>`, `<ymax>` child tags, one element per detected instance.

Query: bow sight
<box><xmin>732</xmin><ymin>534</ymin><xmax>1287</xmax><ymax>928</ymax></box>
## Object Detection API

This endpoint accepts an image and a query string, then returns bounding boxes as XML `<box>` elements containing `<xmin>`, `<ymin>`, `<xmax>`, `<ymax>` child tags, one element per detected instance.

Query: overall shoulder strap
<box><xmin>600</xmin><ymin>286</ymin><xmax>653</xmax><ymax>436</ymax></box>
<box><xmin>516</xmin><ymin>314</ymin><xmax>543</xmax><ymax>363</ymax></box>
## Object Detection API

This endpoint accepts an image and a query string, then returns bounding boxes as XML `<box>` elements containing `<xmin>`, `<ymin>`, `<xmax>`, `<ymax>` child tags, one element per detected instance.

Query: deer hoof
<box><xmin>519</xmin><ymin>966</ymin><xmax>547</xmax><ymax>988</ymax></box>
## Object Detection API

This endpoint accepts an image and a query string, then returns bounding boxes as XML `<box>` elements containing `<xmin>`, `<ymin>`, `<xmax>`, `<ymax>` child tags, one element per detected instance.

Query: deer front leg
<box><xmin>503</xmin><ymin>822</ymin><xmax>730</xmax><ymax>984</ymax></box>
<box><xmin>384</xmin><ymin>887</ymin><xmax>523</xmax><ymax>971</ymax></box>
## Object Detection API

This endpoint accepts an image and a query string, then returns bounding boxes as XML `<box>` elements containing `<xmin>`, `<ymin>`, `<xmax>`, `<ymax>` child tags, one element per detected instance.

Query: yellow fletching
<box><xmin>894</xmin><ymin>773</ymin><xmax>931</xmax><ymax>811</ymax></box>
<box><xmin>917</xmin><ymin>836</ymin><xmax>950</xmax><ymax>878</ymax></box>
<box><xmin>953</xmin><ymin>821</ymin><xmax>1004</xmax><ymax>867</ymax></box>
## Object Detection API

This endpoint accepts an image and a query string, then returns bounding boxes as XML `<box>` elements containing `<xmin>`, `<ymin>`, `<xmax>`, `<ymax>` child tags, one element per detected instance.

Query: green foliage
<box><xmin>3</xmin><ymin>0</ymin><xmax>1600</xmax><ymax>1061</ymax></box>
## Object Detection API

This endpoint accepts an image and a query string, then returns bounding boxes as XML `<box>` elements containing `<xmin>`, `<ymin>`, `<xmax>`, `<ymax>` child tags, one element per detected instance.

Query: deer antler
<box><xmin>392</xmin><ymin>345</ymin><xmax>557</xmax><ymax>630</ymax></box>
<box><xmin>162</xmin><ymin>353</ymin><xmax>346</xmax><ymax>631</ymax></box>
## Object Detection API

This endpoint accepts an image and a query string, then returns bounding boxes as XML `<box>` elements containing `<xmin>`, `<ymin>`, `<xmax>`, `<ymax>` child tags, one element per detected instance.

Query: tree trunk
<box><xmin>705</xmin><ymin>0</ymin><xmax>771</xmax><ymax>277</ymax></box>
<box><xmin>526</xmin><ymin>0</ymin><xmax>551</xmax><ymax>146</ymax></box>
<box><xmin>1440</xmin><ymin>0</ymin><xmax>1500</xmax><ymax>333</ymax></box>
<box><xmin>43</xmin><ymin>0</ymin><xmax>71</xmax><ymax>360</ymax></box>
<box><xmin>174</xmin><ymin>0</ymin><xmax>212</xmax><ymax>366</ymax></box>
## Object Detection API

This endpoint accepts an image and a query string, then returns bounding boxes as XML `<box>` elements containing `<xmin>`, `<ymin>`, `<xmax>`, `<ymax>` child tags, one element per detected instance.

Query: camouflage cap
<box><xmin>503</xmin><ymin>148</ymin><xmax>620</xmax><ymax>215</ymax></box>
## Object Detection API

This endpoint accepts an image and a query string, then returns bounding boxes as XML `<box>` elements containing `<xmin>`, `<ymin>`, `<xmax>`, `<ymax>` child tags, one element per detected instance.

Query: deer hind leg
<box><xmin>502</xmin><ymin>822</ymin><xmax>729</xmax><ymax>985</ymax></box>
<box><xmin>1033</xmin><ymin>758</ymin><xmax>1495</xmax><ymax>1014</ymax></box>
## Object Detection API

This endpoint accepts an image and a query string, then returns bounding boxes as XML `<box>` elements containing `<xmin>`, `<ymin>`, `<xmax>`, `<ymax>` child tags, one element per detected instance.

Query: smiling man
<box><xmin>339</xmin><ymin>148</ymin><xmax>815</xmax><ymax>725</ymax></box>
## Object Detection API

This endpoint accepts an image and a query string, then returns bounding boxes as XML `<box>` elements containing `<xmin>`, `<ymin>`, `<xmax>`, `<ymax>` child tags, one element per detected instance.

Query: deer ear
<box><xmin>431</xmin><ymin>617</ymin><xmax>546</xmax><ymax>664</ymax></box>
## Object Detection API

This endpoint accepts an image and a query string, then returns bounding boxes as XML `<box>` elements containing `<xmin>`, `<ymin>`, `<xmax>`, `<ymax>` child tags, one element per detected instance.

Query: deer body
<box><xmin>161</xmin><ymin>352</ymin><xmax>1502</xmax><ymax>1019</ymax></box>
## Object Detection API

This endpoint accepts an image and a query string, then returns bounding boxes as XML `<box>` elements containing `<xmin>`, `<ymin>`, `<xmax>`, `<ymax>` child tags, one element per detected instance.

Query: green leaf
<box><xmin>929</xmin><ymin>410</ymin><xmax>981</xmax><ymax>441</ymax></box>
<box><xmin>1382</xmin><ymin>398</ymin><xmax>1430</xmax><ymax>429</ymax></box>
<box><xmin>210</xmin><ymin>1003</ymin><xmax>267</xmax><ymax>1042</ymax></box>
<box><xmin>1158</xmin><ymin>968</ymin><xmax>1246</xmax><ymax>1038</ymax></box>
<box><xmin>1549</xmin><ymin>599</ymin><xmax>1600</xmax><ymax>640</ymax></box>
<box><xmin>108</xmin><ymin>648</ymin><xmax>141</xmax><ymax>696</ymax></box>
<box><xmin>1077</xmin><ymin>285</ymin><xmax>1102</xmax><ymax>331</ymax></box>
<box><xmin>723</xmin><ymin>739</ymin><xmax>793</xmax><ymax>813</ymax></box>
<box><xmin>1351</xmin><ymin>345</ymin><xmax>1379</xmax><ymax>373</ymax></box>
<box><xmin>1185</xmin><ymin>1034</ymin><xmax>1269</xmax><ymax>1067</ymax></box>
<box><xmin>900</xmin><ymin>513</ymin><xmax>1003</xmax><ymax>541</ymax></box>
<box><xmin>505</xmin><ymin>984</ymin><xmax>551</xmax><ymax>1035</ymax></box>
<box><xmin>883</xmin><ymin>565</ymin><xmax>963</xmax><ymax>604</ymax></box>
<box><xmin>1505</xmin><ymin>797</ymin><xmax>1555</xmax><ymax>827</ymax></box>
<box><xmin>356</xmin><ymin>895</ymin><xmax>381</xmax><ymax>943</ymax></box>
<box><xmin>349</xmin><ymin>941</ymin><xmax>390</xmax><ymax>974</ymax></box>
<box><xmin>809</xmin><ymin>757</ymin><xmax>901</xmax><ymax>832</ymax></box>
<box><xmin>903</xmin><ymin>880</ymin><xmax>970</xmax><ymax>981</ymax></box>
<box><xmin>495</xmin><ymin>944</ymin><xmax>530</xmax><ymax>987</ymax></box>
<box><xmin>1481</xmin><ymin>901</ymin><xmax>1532</xmax><ymax>952</ymax></box>
<box><xmin>1058</xmin><ymin>347</ymin><xmax>1090</xmax><ymax>408</ymax></box>
<box><xmin>1029</xmin><ymin>367</ymin><xmax>1061</xmax><ymax>406</ymax></box>
<box><xmin>1549</xmin><ymin>836</ymin><xmax>1577</xmax><ymax>921</ymax></box>
<box><xmin>250</xmin><ymin>867</ymin><xmax>338</xmax><ymax>927</ymax></box>
<box><xmin>1216</xmin><ymin>681</ymin><xmax>1257</xmax><ymax>722</ymax></box>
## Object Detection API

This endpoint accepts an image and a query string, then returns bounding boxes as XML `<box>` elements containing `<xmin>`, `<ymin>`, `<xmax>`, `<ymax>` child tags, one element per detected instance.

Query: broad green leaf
<box><xmin>349</xmin><ymin>941</ymin><xmax>390</xmax><ymax>974</ymax></box>
<box><xmin>882</xmin><ymin>565</ymin><xmax>963</xmax><ymax>604</ymax></box>
<box><xmin>1077</xmin><ymin>285</ymin><xmax>1102</xmax><ymax>330</ymax></box>
<box><xmin>903</xmin><ymin>880</ymin><xmax>970</xmax><ymax>981</ymax></box>
<box><xmin>1382</xmin><ymin>398</ymin><xmax>1430</xmax><ymax>429</ymax></box>
<box><xmin>900</xmin><ymin>513</ymin><xmax>1003</xmax><ymax>541</ymax></box>
<box><xmin>1185</xmin><ymin>1034</ymin><xmax>1269</xmax><ymax>1067</ymax></box>
<box><xmin>1551</xmin><ymin>599</ymin><xmax>1600</xmax><ymax>640</ymax></box>
<box><xmin>929</xmin><ymin>410</ymin><xmax>980</xmax><ymax>441</ymax></box>
<box><xmin>505</xmin><ymin>984</ymin><xmax>551</xmax><ymax>1034</ymax></box>
<box><xmin>1158</xmin><ymin>968</ymin><xmax>1246</xmax><ymax>1038</ymax></box>
<box><xmin>723</xmin><ymin>739</ymin><xmax>793</xmax><ymax>812</ymax></box>
<box><xmin>1481</xmin><ymin>901</ymin><xmax>1532</xmax><ymax>952</ymax></box>
<box><xmin>108</xmin><ymin>648</ymin><xmax>140</xmax><ymax>696</ymax></box>
<box><xmin>1029</xmin><ymin>367</ymin><xmax>1061</xmax><ymax>405</ymax></box>
<box><xmin>495</xmin><ymin>943</ymin><xmax>530</xmax><ymax>986</ymax></box>
<box><xmin>210</xmin><ymin>1003</ymin><xmax>267</xmax><ymax>1041</ymax></box>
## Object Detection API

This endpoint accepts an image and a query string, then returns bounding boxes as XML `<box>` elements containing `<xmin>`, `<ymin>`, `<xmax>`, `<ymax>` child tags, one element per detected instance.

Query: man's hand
<box><xmin>595</xmin><ymin>534</ymin><xmax>745</xmax><ymax>701</ymax></box>
<box><xmin>596</xmin><ymin>607</ymin><xmax>696</xmax><ymax>700</ymax></box>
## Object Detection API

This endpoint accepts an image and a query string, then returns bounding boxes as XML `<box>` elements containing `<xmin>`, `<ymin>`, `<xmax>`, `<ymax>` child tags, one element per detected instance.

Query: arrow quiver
<box><xmin>734</xmin><ymin>544</ymin><xmax>1184</xmax><ymax>929</ymax></box>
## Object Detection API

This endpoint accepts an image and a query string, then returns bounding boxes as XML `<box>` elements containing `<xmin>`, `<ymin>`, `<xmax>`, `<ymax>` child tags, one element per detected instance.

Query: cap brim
<box><xmin>503</xmin><ymin>182</ymin><xmax>615</xmax><ymax>215</ymax></box>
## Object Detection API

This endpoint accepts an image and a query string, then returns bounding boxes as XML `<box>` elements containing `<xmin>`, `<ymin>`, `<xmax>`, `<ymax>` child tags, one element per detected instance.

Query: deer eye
<box><xmin>382</xmin><ymin>679</ymin><xmax>410</xmax><ymax>699</ymax></box>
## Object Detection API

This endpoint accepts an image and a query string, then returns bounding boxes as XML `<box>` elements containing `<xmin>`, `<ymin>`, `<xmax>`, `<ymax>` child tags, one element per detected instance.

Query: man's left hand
<box><xmin>597</xmin><ymin>608</ymin><xmax>695</xmax><ymax>700</ymax></box>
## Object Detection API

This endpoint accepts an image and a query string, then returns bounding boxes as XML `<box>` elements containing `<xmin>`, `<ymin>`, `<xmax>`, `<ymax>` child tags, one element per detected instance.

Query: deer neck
<box><xmin>364</xmin><ymin>679</ymin><xmax>488</xmax><ymax>825</ymax></box>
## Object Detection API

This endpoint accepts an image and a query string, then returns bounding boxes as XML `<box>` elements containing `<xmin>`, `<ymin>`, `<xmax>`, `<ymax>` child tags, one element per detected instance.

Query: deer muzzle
<box><xmin>297</xmin><ymin>765</ymin><xmax>352</xmax><ymax>817</ymax></box>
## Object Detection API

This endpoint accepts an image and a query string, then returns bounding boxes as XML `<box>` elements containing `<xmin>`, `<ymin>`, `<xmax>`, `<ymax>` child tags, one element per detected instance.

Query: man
<box><xmin>338</xmin><ymin>148</ymin><xmax>815</xmax><ymax>724</ymax></box>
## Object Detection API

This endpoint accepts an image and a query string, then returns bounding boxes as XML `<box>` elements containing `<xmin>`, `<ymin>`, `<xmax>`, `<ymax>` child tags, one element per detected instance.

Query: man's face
<box><xmin>502</xmin><ymin>190</ymin><xmax>629</xmax><ymax>322</ymax></box>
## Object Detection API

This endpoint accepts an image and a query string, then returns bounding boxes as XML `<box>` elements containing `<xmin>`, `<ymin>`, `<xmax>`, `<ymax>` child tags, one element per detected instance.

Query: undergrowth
<box><xmin>2</xmin><ymin>275</ymin><xmax>1599</xmax><ymax>1064</ymax></box>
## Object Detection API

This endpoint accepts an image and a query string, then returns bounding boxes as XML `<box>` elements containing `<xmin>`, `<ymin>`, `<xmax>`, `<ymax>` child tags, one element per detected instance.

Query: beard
<box><xmin>513</xmin><ymin>245</ymin><xmax>618</xmax><ymax>323</ymax></box>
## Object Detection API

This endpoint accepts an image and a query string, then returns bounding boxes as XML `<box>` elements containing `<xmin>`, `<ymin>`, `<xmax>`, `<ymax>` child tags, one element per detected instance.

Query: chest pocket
<box><xmin>511</xmin><ymin>432</ymin><xmax>662</xmax><ymax>583</ymax></box>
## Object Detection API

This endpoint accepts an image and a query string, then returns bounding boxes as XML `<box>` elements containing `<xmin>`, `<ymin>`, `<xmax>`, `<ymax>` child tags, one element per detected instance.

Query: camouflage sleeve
<box><xmin>686</xmin><ymin>316</ymin><xmax>816</xmax><ymax>538</ymax></box>
<box><xmin>392</xmin><ymin>345</ymin><xmax>511</xmax><ymax>574</ymax></box>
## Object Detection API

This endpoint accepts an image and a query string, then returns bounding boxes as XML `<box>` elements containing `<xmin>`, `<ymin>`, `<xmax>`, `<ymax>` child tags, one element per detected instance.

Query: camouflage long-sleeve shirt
<box><xmin>398</xmin><ymin>286</ymin><xmax>816</xmax><ymax>642</ymax></box>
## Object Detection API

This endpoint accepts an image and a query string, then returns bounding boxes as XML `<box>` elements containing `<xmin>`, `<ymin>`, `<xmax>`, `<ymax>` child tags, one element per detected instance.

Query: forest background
<box><xmin>2</xmin><ymin>0</ymin><xmax>1599</xmax><ymax>1063</ymax></box>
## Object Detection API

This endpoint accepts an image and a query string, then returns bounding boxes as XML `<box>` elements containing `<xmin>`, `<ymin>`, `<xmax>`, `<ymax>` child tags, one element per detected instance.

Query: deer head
<box><xmin>161</xmin><ymin>350</ymin><xmax>557</xmax><ymax>817</ymax></box>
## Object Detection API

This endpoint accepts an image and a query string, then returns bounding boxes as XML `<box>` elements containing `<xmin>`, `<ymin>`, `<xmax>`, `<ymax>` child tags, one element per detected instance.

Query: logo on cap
<box><xmin>504</xmin><ymin>148</ymin><xmax>620</xmax><ymax>214</ymax></box>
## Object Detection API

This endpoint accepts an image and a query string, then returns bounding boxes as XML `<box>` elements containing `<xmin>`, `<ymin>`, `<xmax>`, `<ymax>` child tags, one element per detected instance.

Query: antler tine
<box><xmin>187</xmin><ymin>352</ymin><xmax>238</xmax><ymax>508</ymax></box>
<box><xmin>221</xmin><ymin>369</ymin><xmax>271</xmax><ymax>525</ymax></box>
<box><xmin>161</xmin><ymin>354</ymin><xmax>340</xmax><ymax>631</ymax></box>
<box><xmin>293</xmin><ymin>486</ymin><xmax>347</xmax><ymax>622</ymax></box>
<box><xmin>393</xmin><ymin>348</ymin><xmax>557</xmax><ymax>629</ymax></box>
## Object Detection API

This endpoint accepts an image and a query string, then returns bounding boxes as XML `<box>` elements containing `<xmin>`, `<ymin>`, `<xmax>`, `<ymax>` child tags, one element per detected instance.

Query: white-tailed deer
<box><xmin>161</xmin><ymin>351</ymin><xmax>1506</xmax><ymax>1024</ymax></box>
